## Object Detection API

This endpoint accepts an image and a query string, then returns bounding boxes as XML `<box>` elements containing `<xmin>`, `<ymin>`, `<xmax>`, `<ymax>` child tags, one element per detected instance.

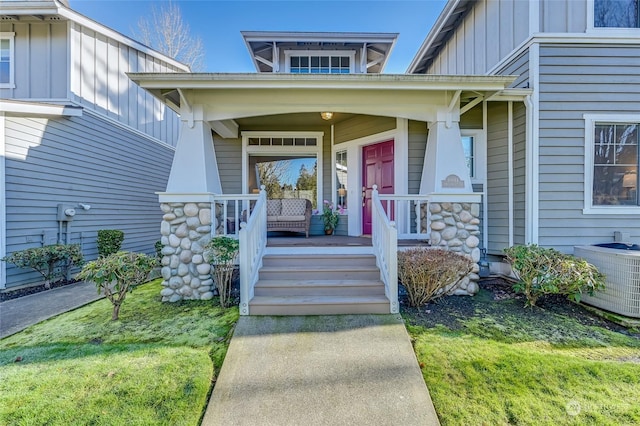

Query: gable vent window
<box><xmin>290</xmin><ymin>55</ymin><xmax>350</xmax><ymax>74</ymax></box>
<box><xmin>594</xmin><ymin>0</ymin><xmax>640</xmax><ymax>28</ymax></box>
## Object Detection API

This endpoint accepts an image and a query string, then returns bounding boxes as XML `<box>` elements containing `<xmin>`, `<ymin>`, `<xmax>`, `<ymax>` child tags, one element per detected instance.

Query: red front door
<box><xmin>362</xmin><ymin>140</ymin><xmax>394</xmax><ymax>235</ymax></box>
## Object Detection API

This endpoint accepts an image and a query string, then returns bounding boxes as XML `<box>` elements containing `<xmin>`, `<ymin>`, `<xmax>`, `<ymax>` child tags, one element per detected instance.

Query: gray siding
<box><xmin>537</xmin><ymin>44</ymin><xmax>640</xmax><ymax>252</ymax></box>
<box><xmin>334</xmin><ymin>115</ymin><xmax>396</xmax><ymax>144</ymax></box>
<box><xmin>4</xmin><ymin>113</ymin><xmax>174</xmax><ymax>288</ymax></box>
<box><xmin>215</xmin><ymin>136</ymin><xmax>242</xmax><ymax>194</ymax></box>
<box><xmin>486</xmin><ymin>102</ymin><xmax>509</xmax><ymax>254</ymax></box>
<box><xmin>513</xmin><ymin>103</ymin><xmax>527</xmax><ymax>245</ymax></box>
<box><xmin>408</xmin><ymin>120</ymin><xmax>427</xmax><ymax>195</ymax></box>
<box><xmin>0</xmin><ymin>21</ymin><xmax>68</xmax><ymax>99</ymax></box>
<box><xmin>540</xmin><ymin>0</ymin><xmax>588</xmax><ymax>33</ymax></box>
<box><xmin>495</xmin><ymin>50</ymin><xmax>530</xmax><ymax>89</ymax></box>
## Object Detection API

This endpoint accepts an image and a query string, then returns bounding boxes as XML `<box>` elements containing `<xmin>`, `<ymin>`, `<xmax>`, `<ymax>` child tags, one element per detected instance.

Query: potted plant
<box><xmin>322</xmin><ymin>200</ymin><xmax>339</xmax><ymax>235</ymax></box>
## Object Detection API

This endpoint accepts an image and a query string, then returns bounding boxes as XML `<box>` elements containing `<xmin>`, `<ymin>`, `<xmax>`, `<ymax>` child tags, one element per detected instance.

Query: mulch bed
<box><xmin>400</xmin><ymin>277</ymin><xmax>639</xmax><ymax>337</ymax></box>
<box><xmin>0</xmin><ymin>279</ymin><xmax>80</xmax><ymax>303</ymax></box>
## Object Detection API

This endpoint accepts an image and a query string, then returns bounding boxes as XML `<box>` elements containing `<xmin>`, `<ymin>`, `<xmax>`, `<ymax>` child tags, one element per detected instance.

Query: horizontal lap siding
<box><xmin>487</xmin><ymin>103</ymin><xmax>509</xmax><ymax>254</ymax></box>
<box><xmin>408</xmin><ymin>120</ymin><xmax>427</xmax><ymax>195</ymax></box>
<box><xmin>495</xmin><ymin>51</ymin><xmax>530</xmax><ymax>89</ymax></box>
<box><xmin>4</xmin><ymin>114</ymin><xmax>174</xmax><ymax>288</ymax></box>
<box><xmin>215</xmin><ymin>136</ymin><xmax>242</xmax><ymax>194</ymax></box>
<box><xmin>538</xmin><ymin>44</ymin><xmax>640</xmax><ymax>252</ymax></box>
<box><xmin>334</xmin><ymin>115</ymin><xmax>396</xmax><ymax>144</ymax></box>
<box><xmin>513</xmin><ymin>104</ymin><xmax>527</xmax><ymax>245</ymax></box>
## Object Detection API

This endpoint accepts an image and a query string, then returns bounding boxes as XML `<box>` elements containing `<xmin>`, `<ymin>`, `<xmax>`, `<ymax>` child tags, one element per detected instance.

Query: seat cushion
<box><xmin>267</xmin><ymin>199</ymin><xmax>282</xmax><ymax>216</ymax></box>
<box><xmin>276</xmin><ymin>215</ymin><xmax>306</xmax><ymax>222</ymax></box>
<box><xmin>281</xmin><ymin>198</ymin><xmax>307</xmax><ymax>216</ymax></box>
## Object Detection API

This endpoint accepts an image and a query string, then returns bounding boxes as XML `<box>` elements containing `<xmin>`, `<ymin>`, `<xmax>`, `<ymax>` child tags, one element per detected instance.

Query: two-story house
<box><xmin>408</xmin><ymin>0</ymin><xmax>640</xmax><ymax>255</ymax></box>
<box><xmin>0</xmin><ymin>0</ymin><xmax>188</xmax><ymax>290</ymax></box>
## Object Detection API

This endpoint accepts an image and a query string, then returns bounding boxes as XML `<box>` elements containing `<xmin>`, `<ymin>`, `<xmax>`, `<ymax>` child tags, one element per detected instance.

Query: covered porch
<box><xmin>129</xmin><ymin>72</ymin><xmax>530</xmax><ymax>314</ymax></box>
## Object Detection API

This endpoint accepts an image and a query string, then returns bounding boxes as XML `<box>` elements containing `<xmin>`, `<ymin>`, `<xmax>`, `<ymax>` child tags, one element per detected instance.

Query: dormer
<box><xmin>242</xmin><ymin>31</ymin><xmax>398</xmax><ymax>74</ymax></box>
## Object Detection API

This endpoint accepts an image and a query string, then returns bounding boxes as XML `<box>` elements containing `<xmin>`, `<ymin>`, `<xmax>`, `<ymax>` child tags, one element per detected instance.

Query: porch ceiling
<box><xmin>128</xmin><ymin>73</ymin><xmax>519</xmax><ymax>122</ymax></box>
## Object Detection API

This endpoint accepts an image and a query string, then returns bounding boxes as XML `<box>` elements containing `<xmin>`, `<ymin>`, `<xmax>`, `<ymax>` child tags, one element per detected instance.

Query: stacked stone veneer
<box><xmin>420</xmin><ymin>202</ymin><xmax>481</xmax><ymax>296</ymax></box>
<box><xmin>159</xmin><ymin>202</ymin><xmax>222</xmax><ymax>302</ymax></box>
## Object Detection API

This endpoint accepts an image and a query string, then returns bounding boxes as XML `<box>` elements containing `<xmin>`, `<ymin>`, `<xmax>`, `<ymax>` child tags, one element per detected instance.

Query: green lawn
<box><xmin>0</xmin><ymin>279</ymin><xmax>238</xmax><ymax>425</ymax></box>
<box><xmin>404</xmin><ymin>289</ymin><xmax>640</xmax><ymax>426</ymax></box>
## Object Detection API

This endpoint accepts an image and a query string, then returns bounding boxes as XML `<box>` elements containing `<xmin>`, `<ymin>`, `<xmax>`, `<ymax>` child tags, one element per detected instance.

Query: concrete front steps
<box><xmin>249</xmin><ymin>253</ymin><xmax>390</xmax><ymax>315</ymax></box>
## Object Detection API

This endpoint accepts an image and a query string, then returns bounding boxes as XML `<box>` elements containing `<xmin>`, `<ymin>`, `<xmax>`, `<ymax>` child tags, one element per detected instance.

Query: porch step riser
<box><xmin>254</xmin><ymin>283</ymin><xmax>385</xmax><ymax>297</ymax></box>
<box><xmin>259</xmin><ymin>269</ymin><xmax>381</xmax><ymax>281</ymax></box>
<box><xmin>250</xmin><ymin>304</ymin><xmax>390</xmax><ymax>315</ymax></box>
<box><xmin>261</xmin><ymin>255</ymin><xmax>377</xmax><ymax>267</ymax></box>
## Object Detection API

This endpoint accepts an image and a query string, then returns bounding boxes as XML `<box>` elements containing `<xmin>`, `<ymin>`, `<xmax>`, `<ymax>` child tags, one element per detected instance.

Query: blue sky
<box><xmin>69</xmin><ymin>0</ymin><xmax>447</xmax><ymax>73</ymax></box>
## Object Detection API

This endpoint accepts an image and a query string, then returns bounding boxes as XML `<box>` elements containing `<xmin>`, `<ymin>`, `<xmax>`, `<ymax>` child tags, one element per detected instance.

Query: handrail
<box><xmin>378</xmin><ymin>193</ymin><xmax>430</xmax><ymax>240</ymax></box>
<box><xmin>211</xmin><ymin>193</ymin><xmax>260</xmax><ymax>238</ymax></box>
<box><xmin>371</xmin><ymin>185</ymin><xmax>398</xmax><ymax>314</ymax></box>
<box><xmin>238</xmin><ymin>187</ymin><xmax>267</xmax><ymax>315</ymax></box>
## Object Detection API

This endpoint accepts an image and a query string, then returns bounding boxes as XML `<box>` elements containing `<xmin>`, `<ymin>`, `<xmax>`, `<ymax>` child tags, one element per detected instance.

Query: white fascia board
<box><xmin>241</xmin><ymin>31</ymin><xmax>399</xmax><ymax>44</ymax></box>
<box><xmin>0</xmin><ymin>99</ymin><xmax>83</xmax><ymax>117</ymax></box>
<box><xmin>129</xmin><ymin>73</ymin><xmax>516</xmax><ymax>92</ymax></box>
<box><xmin>56</xmin><ymin>5</ymin><xmax>190</xmax><ymax>71</ymax></box>
<box><xmin>406</xmin><ymin>0</ymin><xmax>461</xmax><ymax>73</ymax></box>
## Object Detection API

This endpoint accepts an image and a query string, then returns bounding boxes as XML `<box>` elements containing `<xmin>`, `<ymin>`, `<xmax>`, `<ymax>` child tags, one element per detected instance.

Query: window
<box><xmin>593</xmin><ymin>123</ymin><xmax>638</xmax><ymax>205</ymax></box>
<box><xmin>584</xmin><ymin>115</ymin><xmax>640</xmax><ymax>213</ymax></box>
<box><xmin>290</xmin><ymin>55</ymin><xmax>350</xmax><ymax>74</ymax></box>
<box><xmin>335</xmin><ymin>150</ymin><xmax>348</xmax><ymax>209</ymax></box>
<box><xmin>462</xmin><ymin>136</ymin><xmax>475</xmax><ymax>178</ymax></box>
<box><xmin>594</xmin><ymin>0</ymin><xmax>640</xmax><ymax>28</ymax></box>
<box><xmin>0</xmin><ymin>33</ymin><xmax>15</xmax><ymax>88</ymax></box>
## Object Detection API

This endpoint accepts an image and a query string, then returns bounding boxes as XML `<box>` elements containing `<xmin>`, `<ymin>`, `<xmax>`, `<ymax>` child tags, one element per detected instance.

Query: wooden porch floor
<box><xmin>266</xmin><ymin>233</ymin><xmax>430</xmax><ymax>248</ymax></box>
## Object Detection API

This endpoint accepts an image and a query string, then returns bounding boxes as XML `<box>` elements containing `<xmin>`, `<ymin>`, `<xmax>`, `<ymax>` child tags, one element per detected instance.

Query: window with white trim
<box><xmin>462</xmin><ymin>136</ymin><xmax>475</xmax><ymax>178</ymax></box>
<box><xmin>594</xmin><ymin>0</ymin><xmax>640</xmax><ymax>28</ymax></box>
<box><xmin>0</xmin><ymin>33</ymin><xmax>15</xmax><ymax>88</ymax></box>
<box><xmin>585</xmin><ymin>115</ymin><xmax>639</xmax><ymax>213</ymax></box>
<box><xmin>290</xmin><ymin>55</ymin><xmax>350</xmax><ymax>74</ymax></box>
<box><xmin>461</xmin><ymin>130</ymin><xmax>486</xmax><ymax>185</ymax></box>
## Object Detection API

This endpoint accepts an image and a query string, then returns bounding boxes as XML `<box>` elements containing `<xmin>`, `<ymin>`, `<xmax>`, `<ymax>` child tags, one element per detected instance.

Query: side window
<box><xmin>594</xmin><ymin>0</ymin><xmax>640</xmax><ymax>28</ymax></box>
<box><xmin>461</xmin><ymin>136</ymin><xmax>475</xmax><ymax>178</ymax></box>
<box><xmin>0</xmin><ymin>33</ymin><xmax>15</xmax><ymax>88</ymax></box>
<box><xmin>592</xmin><ymin>122</ymin><xmax>638</xmax><ymax>206</ymax></box>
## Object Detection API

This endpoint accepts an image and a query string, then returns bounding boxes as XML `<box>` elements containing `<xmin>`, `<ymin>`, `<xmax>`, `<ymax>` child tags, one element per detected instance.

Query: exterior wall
<box><xmin>540</xmin><ymin>0</ymin><xmax>588</xmax><ymax>33</ymax></box>
<box><xmin>537</xmin><ymin>43</ymin><xmax>640</xmax><ymax>252</ymax></box>
<box><xmin>334</xmin><ymin>115</ymin><xmax>396</xmax><ymax>144</ymax></box>
<box><xmin>69</xmin><ymin>22</ymin><xmax>182</xmax><ymax>146</ymax></box>
<box><xmin>494</xmin><ymin>50</ymin><xmax>530</xmax><ymax>89</ymax></box>
<box><xmin>513</xmin><ymin>103</ymin><xmax>527</xmax><ymax>245</ymax></box>
<box><xmin>425</xmin><ymin>0</ymin><xmax>530</xmax><ymax>75</ymax></box>
<box><xmin>3</xmin><ymin>113</ymin><xmax>174</xmax><ymax>288</ymax></box>
<box><xmin>408</xmin><ymin>120</ymin><xmax>427</xmax><ymax>195</ymax></box>
<box><xmin>215</xmin><ymin>136</ymin><xmax>243</xmax><ymax>194</ymax></box>
<box><xmin>0</xmin><ymin>21</ymin><xmax>68</xmax><ymax>99</ymax></box>
<box><xmin>486</xmin><ymin>102</ymin><xmax>509</xmax><ymax>254</ymax></box>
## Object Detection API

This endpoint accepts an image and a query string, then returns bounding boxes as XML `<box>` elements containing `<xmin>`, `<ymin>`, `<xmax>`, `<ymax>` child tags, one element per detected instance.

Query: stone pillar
<box><xmin>159</xmin><ymin>202</ymin><xmax>215</xmax><ymax>302</ymax></box>
<box><xmin>421</xmin><ymin>201</ymin><xmax>481</xmax><ymax>295</ymax></box>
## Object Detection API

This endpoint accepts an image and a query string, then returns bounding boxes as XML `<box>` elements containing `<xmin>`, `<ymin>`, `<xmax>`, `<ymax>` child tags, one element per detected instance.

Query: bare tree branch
<box><xmin>134</xmin><ymin>0</ymin><xmax>206</xmax><ymax>71</ymax></box>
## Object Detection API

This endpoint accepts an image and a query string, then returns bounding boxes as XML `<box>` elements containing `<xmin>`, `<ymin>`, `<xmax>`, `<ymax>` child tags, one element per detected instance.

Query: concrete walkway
<box><xmin>0</xmin><ymin>281</ymin><xmax>103</xmax><ymax>339</ymax></box>
<box><xmin>202</xmin><ymin>314</ymin><xmax>440</xmax><ymax>426</ymax></box>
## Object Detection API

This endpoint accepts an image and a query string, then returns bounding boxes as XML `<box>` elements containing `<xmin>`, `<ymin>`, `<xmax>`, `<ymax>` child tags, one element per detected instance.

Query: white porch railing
<box><xmin>378</xmin><ymin>194</ymin><xmax>431</xmax><ymax>240</ymax></box>
<box><xmin>371</xmin><ymin>185</ymin><xmax>399</xmax><ymax>314</ymax></box>
<box><xmin>211</xmin><ymin>193</ymin><xmax>260</xmax><ymax>238</ymax></box>
<box><xmin>238</xmin><ymin>188</ymin><xmax>267</xmax><ymax>316</ymax></box>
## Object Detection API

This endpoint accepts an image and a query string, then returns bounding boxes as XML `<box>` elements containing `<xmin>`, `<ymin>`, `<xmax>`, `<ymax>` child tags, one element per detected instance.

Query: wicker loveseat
<box><xmin>266</xmin><ymin>198</ymin><xmax>312</xmax><ymax>238</ymax></box>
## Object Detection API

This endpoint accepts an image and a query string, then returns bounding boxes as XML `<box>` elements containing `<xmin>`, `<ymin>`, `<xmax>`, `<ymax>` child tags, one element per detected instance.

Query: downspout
<box><xmin>482</xmin><ymin>101</ymin><xmax>489</xmax><ymax>252</ymax></box>
<box><xmin>508</xmin><ymin>101</ymin><xmax>514</xmax><ymax>248</ymax></box>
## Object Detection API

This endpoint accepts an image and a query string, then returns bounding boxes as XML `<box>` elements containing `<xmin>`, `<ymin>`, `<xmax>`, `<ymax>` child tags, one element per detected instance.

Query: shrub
<box><xmin>2</xmin><ymin>244</ymin><xmax>84</xmax><ymax>288</ymax></box>
<box><xmin>76</xmin><ymin>251</ymin><xmax>156</xmax><ymax>320</ymax></box>
<box><xmin>398</xmin><ymin>248</ymin><xmax>475</xmax><ymax>307</ymax></box>
<box><xmin>97</xmin><ymin>230</ymin><xmax>124</xmax><ymax>258</ymax></box>
<box><xmin>204</xmin><ymin>236</ymin><xmax>239</xmax><ymax>308</ymax></box>
<box><xmin>504</xmin><ymin>244</ymin><xmax>605</xmax><ymax>307</ymax></box>
<box><xmin>154</xmin><ymin>240</ymin><xmax>163</xmax><ymax>260</ymax></box>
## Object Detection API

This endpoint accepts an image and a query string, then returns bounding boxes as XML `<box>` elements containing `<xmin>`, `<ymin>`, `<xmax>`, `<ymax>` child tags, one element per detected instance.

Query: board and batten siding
<box><xmin>3</xmin><ymin>113</ymin><xmax>174</xmax><ymax>288</ymax></box>
<box><xmin>0</xmin><ymin>21</ymin><xmax>68</xmax><ymax>99</ymax></box>
<box><xmin>68</xmin><ymin>22</ymin><xmax>182</xmax><ymax>146</ymax></box>
<box><xmin>537</xmin><ymin>43</ymin><xmax>640</xmax><ymax>252</ymax></box>
<box><xmin>425</xmin><ymin>0</ymin><xmax>529</xmax><ymax>76</ymax></box>
<box><xmin>540</xmin><ymin>0</ymin><xmax>588</xmax><ymax>33</ymax></box>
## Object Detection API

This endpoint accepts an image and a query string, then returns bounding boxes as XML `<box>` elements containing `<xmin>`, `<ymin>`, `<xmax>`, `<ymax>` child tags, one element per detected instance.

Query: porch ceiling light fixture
<box><xmin>320</xmin><ymin>111</ymin><xmax>333</xmax><ymax>121</ymax></box>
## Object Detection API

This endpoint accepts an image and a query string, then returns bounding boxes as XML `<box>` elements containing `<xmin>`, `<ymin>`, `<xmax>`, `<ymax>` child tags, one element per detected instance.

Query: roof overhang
<box><xmin>128</xmin><ymin>73</ymin><xmax>524</xmax><ymax>124</ymax></box>
<box><xmin>0</xmin><ymin>99</ymin><xmax>83</xmax><ymax>117</ymax></box>
<box><xmin>407</xmin><ymin>0</ymin><xmax>474</xmax><ymax>74</ymax></box>
<box><xmin>241</xmin><ymin>31</ymin><xmax>398</xmax><ymax>73</ymax></box>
